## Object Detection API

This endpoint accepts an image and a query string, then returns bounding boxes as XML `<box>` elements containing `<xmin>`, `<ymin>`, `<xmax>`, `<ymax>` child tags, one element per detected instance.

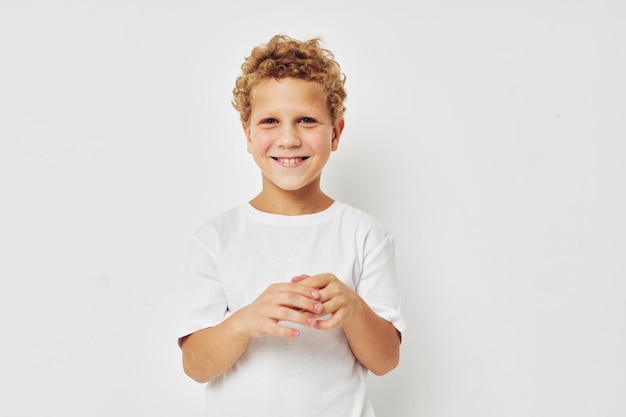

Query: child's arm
<box><xmin>342</xmin><ymin>295</ymin><xmax>401</xmax><ymax>376</ymax></box>
<box><xmin>180</xmin><ymin>282</ymin><xmax>323</xmax><ymax>383</ymax></box>
<box><xmin>292</xmin><ymin>274</ymin><xmax>401</xmax><ymax>376</ymax></box>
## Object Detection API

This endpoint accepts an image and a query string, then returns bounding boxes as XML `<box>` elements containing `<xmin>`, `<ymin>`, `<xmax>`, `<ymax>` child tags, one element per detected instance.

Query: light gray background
<box><xmin>1</xmin><ymin>1</ymin><xmax>625</xmax><ymax>416</ymax></box>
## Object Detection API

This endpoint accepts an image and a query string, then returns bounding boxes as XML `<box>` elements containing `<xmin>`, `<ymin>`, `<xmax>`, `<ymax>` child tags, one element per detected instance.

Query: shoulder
<box><xmin>191</xmin><ymin>205</ymin><xmax>247</xmax><ymax>242</ymax></box>
<box><xmin>334</xmin><ymin>201</ymin><xmax>393</xmax><ymax>244</ymax></box>
<box><xmin>336</xmin><ymin>202</ymin><xmax>389</xmax><ymax>230</ymax></box>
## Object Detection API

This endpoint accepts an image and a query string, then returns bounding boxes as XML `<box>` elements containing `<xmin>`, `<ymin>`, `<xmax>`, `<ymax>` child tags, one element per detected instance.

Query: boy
<box><xmin>178</xmin><ymin>34</ymin><xmax>405</xmax><ymax>417</ymax></box>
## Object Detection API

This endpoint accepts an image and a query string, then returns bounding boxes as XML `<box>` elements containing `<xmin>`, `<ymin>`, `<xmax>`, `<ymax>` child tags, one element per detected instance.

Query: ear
<box><xmin>242</xmin><ymin>122</ymin><xmax>252</xmax><ymax>153</ymax></box>
<box><xmin>331</xmin><ymin>118</ymin><xmax>345</xmax><ymax>151</ymax></box>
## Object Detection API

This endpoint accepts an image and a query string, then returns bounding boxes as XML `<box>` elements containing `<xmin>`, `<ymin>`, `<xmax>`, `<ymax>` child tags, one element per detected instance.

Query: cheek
<box><xmin>247</xmin><ymin>131</ymin><xmax>272</xmax><ymax>152</ymax></box>
<box><xmin>310</xmin><ymin>134</ymin><xmax>335</xmax><ymax>153</ymax></box>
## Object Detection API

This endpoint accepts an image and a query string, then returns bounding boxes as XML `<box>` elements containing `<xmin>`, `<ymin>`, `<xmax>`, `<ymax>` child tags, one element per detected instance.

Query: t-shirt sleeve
<box><xmin>177</xmin><ymin>226</ymin><xmax>228</xmax><ymax>344</ymax></box>
<box><xmin>357</xmin><ymin>233</ymin><xmax>407</xmax><ymax>335</ymax></box>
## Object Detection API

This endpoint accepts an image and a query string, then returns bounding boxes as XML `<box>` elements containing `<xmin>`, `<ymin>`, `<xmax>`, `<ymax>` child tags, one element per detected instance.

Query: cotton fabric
<box><xmin>178</xmin><ymin>201</ymin><xmax>405</xmax><ymax>417</ymax></box>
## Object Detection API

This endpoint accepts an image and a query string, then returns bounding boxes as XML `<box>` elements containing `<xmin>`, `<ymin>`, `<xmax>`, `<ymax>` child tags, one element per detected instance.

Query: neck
<box><xmin>250</xmin><ymin>178</ymin><xmax>334</xmax><ymax>216</ymax></box>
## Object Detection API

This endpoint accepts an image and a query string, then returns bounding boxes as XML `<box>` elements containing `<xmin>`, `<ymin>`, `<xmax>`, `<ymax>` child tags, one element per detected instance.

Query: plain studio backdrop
<box><xmin>1</xmin><ymin>1</ymin><xmax>625</xmax><ymax>416</ymax></box>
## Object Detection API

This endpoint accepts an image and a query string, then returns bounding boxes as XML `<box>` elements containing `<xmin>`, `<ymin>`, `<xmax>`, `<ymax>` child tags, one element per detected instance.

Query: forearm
<box><xmin>181</xmin><ymin>308</ymin><xmax>252</xmax><ymax>383</ymax></box>
<box><xmin>342</xmin><ymin>297</ymin><xmax>401</xmax><ymax>376</ymax></box>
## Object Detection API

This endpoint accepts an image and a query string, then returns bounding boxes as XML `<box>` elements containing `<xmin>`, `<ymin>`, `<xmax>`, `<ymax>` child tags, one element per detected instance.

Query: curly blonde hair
<box><xmin>232</xmin><ymin>34</ymin><xmax>347</xmax><ymax>125</ymax></box>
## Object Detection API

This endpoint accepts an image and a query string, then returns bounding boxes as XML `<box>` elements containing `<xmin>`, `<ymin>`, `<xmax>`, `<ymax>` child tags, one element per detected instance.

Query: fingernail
<box><xmin>307</xmin><ymin>318</ymin><xmax>316</xmax><ymax>327</ymax></box>
<box><xmin>314</xmin><ymin>303</ymin><xmax>322</xmax><ymax>313</ymax></box>
<box><xmin>311</xmin><ymin>290</ymin><xmax>319</xmax><ymax>298</ymax></box>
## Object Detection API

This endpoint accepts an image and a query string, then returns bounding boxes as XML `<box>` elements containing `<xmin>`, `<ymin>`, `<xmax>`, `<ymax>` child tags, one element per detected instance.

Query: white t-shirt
<box><xmin>178</xmin><ymin>201</ymin><xmax>406</xmax><ymax>417</ymax></box>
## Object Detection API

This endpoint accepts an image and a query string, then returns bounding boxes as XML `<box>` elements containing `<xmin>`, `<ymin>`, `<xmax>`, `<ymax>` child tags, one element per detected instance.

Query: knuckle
<box><xmin>288</xmin><ymin>293</ymin><xmax>299</xmax><ymax>304</ymax></box>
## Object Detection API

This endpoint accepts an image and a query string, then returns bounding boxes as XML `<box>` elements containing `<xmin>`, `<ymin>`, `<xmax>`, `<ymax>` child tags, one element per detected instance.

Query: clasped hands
<box><xmin>240</xmin><ymin>273</ymin><xmax>360</xmax><ymax>339</ymax></box>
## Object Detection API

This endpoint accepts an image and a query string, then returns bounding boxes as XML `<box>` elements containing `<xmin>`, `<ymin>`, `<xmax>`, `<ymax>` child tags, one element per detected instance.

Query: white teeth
<box><xmin>277</xmin><ymin>158</ymin><xmax>302</xmax><ymax>165</ymax></box>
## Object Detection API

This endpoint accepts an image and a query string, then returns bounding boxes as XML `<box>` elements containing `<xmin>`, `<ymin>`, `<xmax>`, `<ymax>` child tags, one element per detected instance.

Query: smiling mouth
<box><xmin>272</xmin><ymin>157</ymin><xmax>309</xmax><ymax>165</ymax></box>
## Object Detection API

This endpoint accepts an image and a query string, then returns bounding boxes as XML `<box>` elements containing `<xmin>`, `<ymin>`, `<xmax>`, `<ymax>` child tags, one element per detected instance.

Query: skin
<box><xmin>245</xmin><ymin>77</ymin><xmax>342</xmax><ymax>215</ymax></box>
<box><xmin>181</xmin><ymin>77</ymin><xmax>401</xmax><ymax>383</ymax></box>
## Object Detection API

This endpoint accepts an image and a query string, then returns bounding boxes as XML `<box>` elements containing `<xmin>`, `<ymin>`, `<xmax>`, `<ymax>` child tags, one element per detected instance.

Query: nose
<box><xmin>278</xmin><ymin>124</ymin><xmax>301</xmax><ymax>148</ymax></box>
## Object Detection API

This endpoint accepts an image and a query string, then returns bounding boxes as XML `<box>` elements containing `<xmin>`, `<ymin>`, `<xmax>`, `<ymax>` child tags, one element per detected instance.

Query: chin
<box><xmin>263</xmin><ymin>173</ymin><xmax>321</xmax><ymax>193</ymax></box>
<box><xmin>272</xmin><ymin>181</ymin><xmax>315</xmax><ymax>192</ymax></box>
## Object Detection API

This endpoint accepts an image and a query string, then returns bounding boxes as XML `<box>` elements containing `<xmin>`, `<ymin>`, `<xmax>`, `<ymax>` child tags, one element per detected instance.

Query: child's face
<box><xmin>243</xmin><ymin>77</ymin><xmax>344</xmax><ymax>194</ymax></box>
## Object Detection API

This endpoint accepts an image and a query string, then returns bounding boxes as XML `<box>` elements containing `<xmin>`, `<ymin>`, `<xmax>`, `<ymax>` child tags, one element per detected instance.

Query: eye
<box><xmin>299</xmin><ymin>117</ymin><xmax>317</xmax><ymax>124</ymax></box>
<box><xmin>260</xmin><ymin>118</ymin><xmax>278</xmax><ymax>124</ymax></box>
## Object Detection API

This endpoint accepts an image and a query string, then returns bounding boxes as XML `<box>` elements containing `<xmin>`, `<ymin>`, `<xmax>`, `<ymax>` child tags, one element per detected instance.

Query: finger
<box><xmin>314</xmin><ymin>312</ymin><xmax>343</xmax><ymax>331</ymax></box>
<box><xmin>268</xmin><ymin>321</ymin><xmax>301</xmax><ymax>338</ymax></box>
<box><xmin>274</xmin><ymin>281</ymin><xmax>320</xmax><ymax>301</ymax></box>
<box><xmin>290</xmin><ymin>274</ymin><xmax>310</xmax><ymax>283</ymax></box>
<box><xmin>270</xmin><ymin>305</ymin><xmax>321</xmax><ymax>329</ymax></box>
<box><xmin>299</xmin><ymin>273</ymin><xmax>338</xmax><ymax>291</ymax></box>
<box><xmin>316</xmin><ymin>285</ymin><xmax>342</xmax><ymax>304</ymax></box>
<box><xmin>273</xmin><ymin>291</ymin><xmax>322</xmax><ymax>314</ymax></box>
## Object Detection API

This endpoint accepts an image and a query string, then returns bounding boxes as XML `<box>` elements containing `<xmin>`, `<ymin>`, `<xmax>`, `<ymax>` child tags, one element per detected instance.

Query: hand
<box><xmin>291</xmin><ymin>273</ymin><xmax>361</xmax><ymax>331</ymax></box>
<box><xmin>238</xmin><ymin>281</ymin><xmax>323</xmax><ymax>339</ymax></box>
